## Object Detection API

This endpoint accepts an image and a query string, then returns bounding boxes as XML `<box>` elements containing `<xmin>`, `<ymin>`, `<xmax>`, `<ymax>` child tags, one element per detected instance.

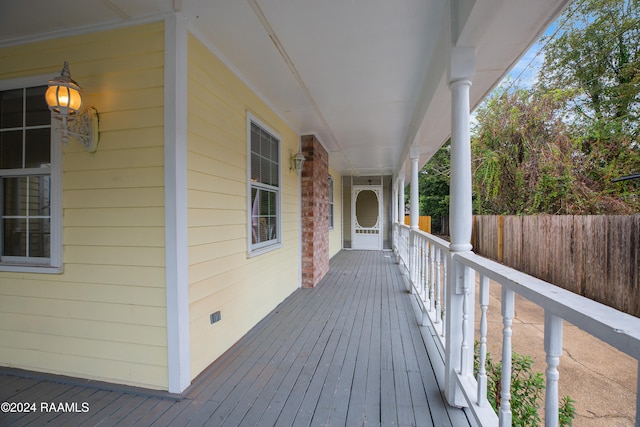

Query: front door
<box><xmin>352</xmin><ymin>186</ymin><xmax>383</xmax><ymax>250</ymax></box>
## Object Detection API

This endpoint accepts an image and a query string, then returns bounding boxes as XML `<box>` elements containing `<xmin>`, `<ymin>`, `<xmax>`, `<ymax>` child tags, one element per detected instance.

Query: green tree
<box><xmin>472</xmin><ymin>87</ymin><xmax>587</xmax><ymax>214</ymax></box>
<box><xmin>419</xmin><ymin>141</ymin><xmax>450</xmax><ymax>233</ymax></box>
<box><xmin>535</xmin><ymin>0</ymin><xmax>640</xmax><ymax>209</ymax></box>
<box><xmin>428</xmin><ymin>0</ymin><xmax>639</xmax><ymax>216</ymax></box>
<box><xmin>470</xmin><ymin>0</ymin><xmax>640</xmax><ymax>215</ymax></box>
<box><xmin>538</xmin><ymin>0</ymin><xmax>640</xmax><ymax>134</ymax></box>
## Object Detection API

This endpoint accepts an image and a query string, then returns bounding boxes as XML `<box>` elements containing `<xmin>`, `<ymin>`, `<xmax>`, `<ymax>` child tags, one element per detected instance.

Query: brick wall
<box><xmin>300</xmin><ymin>135</ymin><xmax>329</xmax><ymax>288</ymax></box>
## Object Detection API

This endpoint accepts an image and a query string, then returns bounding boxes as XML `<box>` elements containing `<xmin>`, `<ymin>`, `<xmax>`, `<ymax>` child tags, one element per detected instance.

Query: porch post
<box><xmin>392</xmin><ymin>181</ymin><xmax>398</xmax><ymax>224</ymax></box>
<box><xmin>407</xmin><ymin>157</ymin><xmax>420</xmax><ymax>293</ymax></box>
<box><xmin>164</xmin><ymin>12</ymin><xmax>191</xmax><ymax>394</ymax></box>
<box><xmin>445</xmin><ymin>45</ymin><xmax>475</xmax><ymax>407</ymax></box>
<box><xmin>410</xmin><ymin>157</ymin><xmax>420</xmax><ymax>230</ymax></box>
<box><xmin>399</xmin><ymin>178</ymin><xmax>405</xmax><ymax>225</ymax></box>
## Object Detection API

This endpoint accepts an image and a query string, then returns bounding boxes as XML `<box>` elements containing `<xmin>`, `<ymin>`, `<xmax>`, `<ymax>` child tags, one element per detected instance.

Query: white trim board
<box><xmin>164</xmin><ymin>12</ymin><xmax>191</xmax><ymax>394</ymax></box>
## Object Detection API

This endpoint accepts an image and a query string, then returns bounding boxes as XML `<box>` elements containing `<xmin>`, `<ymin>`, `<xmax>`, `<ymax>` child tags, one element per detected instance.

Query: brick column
<box><xmin>300</xmin><ymin>135</ymin><xmax>329</xmax><ymax>288</ymax></box>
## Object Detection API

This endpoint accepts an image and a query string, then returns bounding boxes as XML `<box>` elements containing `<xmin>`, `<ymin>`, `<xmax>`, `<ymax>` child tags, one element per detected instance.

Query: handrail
<box><xmin>393</xmin><ymin>223</ymin><xmax>640</xmax><ymax>427</ymax></box>
<box><xmin>456</xmin><ymin>251</ymin><xmax>640</xmax><ymax>359</ymax></box>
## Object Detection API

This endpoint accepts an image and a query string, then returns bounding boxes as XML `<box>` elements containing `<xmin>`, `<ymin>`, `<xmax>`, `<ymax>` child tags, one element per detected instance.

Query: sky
<box><xmin>505</xmin><ymin>42</ymin><xmax>546</xmax><ymax>89</ymax></box>
<box><xmin>469</xmin><ymin>22</ymin><xmax>558</xmax><ymax>130</ymax></box>
<box><xmin>503</xmin><ymin>21</ymin><xmax>559</xmax><ymax>90</ymax></box>
<box><xmin>470</xmin><ymin>21</ymin><xmax>559</xmax><ymax>125</ymax></box>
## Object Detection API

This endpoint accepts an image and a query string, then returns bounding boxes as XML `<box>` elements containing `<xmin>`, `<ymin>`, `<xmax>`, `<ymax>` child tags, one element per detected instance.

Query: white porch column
<box><xmin>392</xmin><ymin>181</ymin><xmax>398</xmax><ymax>224</ymax></box>
<box><xmin>407</xmin><ymin>157</ymin><xmax>420</xmax><ymax>293</ymax></box>
<box><xmin>399</xmin><ymin>178</ymin><xmax>405</xmax><ymax>225</ymax></box>
<box><xmin>445</xmin><ymin>46</ymin><xmax>475</xmax><ymax>407</ymax></box>
<box><xmin>410</xmin><ymin>157</ymin><xmax>420</xmax><ymax>230</ymax></box>
<box><xmin>164</xmin><ymin>12</ymin><xmax>191</xmax><ymax>394</ymax></box>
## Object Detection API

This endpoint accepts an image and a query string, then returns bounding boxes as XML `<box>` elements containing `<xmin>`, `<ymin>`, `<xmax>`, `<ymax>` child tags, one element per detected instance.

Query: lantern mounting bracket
<box><xmin>52</xmin><ymin>107</ymin><xmax>99</xmax><ymax>152</ymax></box>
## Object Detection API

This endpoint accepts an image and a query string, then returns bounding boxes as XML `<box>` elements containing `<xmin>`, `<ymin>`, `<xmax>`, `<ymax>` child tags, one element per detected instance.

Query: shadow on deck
<box><xmin>0</xmin><ymin>250</ymin><xmax>476</xmax><ymax>427</ymax></box>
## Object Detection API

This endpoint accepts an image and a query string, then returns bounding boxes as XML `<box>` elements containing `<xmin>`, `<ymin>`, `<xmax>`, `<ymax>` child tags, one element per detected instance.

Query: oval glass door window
<box><xmin>355</xmin><ymin>190</ymin><xmax>379</xmax><ymax>228</ymax></box>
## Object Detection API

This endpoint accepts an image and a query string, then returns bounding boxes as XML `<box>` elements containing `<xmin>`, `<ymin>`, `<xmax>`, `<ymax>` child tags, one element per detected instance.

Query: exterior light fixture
<box><xmin>291</xmin><ymin>151</ymin><xmax>306</xmax><ymax>175</ymax></box>
<box><xmin>45</xmin><ymin>62</ymin><xmax>99</xmax><ymax>152</ymax></box>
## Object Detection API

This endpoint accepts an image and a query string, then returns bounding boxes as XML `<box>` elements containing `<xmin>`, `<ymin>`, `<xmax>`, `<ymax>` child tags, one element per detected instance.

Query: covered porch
<box><xmin>1</xmin><ymin>1</ymin><xmax>639</xmax><ymax>426</ymax></box>
<box><xmin>0</xmin><ymin>250</ymin><xmax>476</xmax><ymax>427</ymax></box>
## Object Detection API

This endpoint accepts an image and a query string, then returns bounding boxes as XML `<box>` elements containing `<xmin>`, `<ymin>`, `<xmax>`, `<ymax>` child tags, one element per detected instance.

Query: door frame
<box><xmin>351</xmin><ymin>185</ymin><xmax>383</xmax><ymax>250</ymax></box>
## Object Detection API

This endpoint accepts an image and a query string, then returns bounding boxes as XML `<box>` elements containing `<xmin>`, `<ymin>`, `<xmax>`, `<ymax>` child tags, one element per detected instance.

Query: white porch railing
<box><xmin>393</xmin><ymin>223</ymin><xmax>640</xmax><ymax>427</ymax></box>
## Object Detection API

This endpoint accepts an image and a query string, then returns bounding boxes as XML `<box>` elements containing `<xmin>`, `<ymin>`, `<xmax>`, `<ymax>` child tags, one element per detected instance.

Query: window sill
<box><xmin>0</xmin><ymin>264</ymin><xmax>63</xmax><ymax>274</ymax></box>
<box><xmin>248</xmin><ymin>242</ymin><xmax>283</xmax><ymax>258</ymax></box>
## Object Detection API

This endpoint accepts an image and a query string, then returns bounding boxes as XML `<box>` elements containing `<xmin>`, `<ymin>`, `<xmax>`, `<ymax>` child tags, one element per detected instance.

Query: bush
<box><xmin>474</xmin><ymin>342</ymin><xmax>576</xmax><ymax>426</ymax></box>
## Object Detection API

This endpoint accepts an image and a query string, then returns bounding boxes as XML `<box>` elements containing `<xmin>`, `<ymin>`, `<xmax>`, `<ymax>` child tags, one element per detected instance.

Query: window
<box><xmin>0</xmin><ymin>84</ymin><xmax>60</xmax><ymax>271</ymax></box>
<box><xmin>328</xmin><ymin>175</ymin><xmax>334</xmax><ymax>229</ymax></box>
<box><xmin>248</xmin><ymin>116</ymin><xmax>281</xmax><ymax>255</ymax></box>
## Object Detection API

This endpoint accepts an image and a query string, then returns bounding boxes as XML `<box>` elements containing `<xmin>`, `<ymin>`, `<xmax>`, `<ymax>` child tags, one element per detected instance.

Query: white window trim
<box><xmin>328</xmin><ymin>175</ymin><xmax>334</xmax><ymax>230</ymax></box>
<box><xmin>246</xmin><ymin>112</ymin><xmax>282</xmax><ymax>257</ymax></box>
<box><xmin>0</xmin><ymin>76</ymin><xmax>63</xmax><ymax>274</ymax></box>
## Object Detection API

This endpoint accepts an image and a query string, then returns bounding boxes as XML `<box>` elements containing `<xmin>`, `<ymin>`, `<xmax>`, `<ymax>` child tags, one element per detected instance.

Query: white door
<box><xmin>352</xmin><ymin>186</ymin><xmax>383</xmax><ymax>250</ymax></box>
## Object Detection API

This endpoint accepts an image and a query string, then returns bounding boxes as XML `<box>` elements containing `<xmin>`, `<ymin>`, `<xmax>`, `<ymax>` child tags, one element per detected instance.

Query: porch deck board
<box><xmin>0</xmin><ymin>250</ymin><xmax>475</xmax><ymax>427</ymax></box>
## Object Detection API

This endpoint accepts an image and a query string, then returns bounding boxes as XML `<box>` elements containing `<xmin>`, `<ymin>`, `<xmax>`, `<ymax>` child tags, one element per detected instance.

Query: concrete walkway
<box><xmin>482</xmin><ymin>282</ymin><xmax>637</xmax><ymax>426</ymax></box>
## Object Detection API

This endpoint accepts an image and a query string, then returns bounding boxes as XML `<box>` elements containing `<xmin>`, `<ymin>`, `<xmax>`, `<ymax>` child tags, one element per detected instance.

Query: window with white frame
<box><xmin>248</xmin><ymin>117</ymin><xmax>281</xmax><ymax>254</ymax></box>
<box><xmin>328</xmin><ymin>175</ymin><xmax>334</xmax><ymax>229</ymax></box>
<box><xmin>0</xmin><ymin>84</ymin><xmax>59</xmax><ymax>270</ymax></box>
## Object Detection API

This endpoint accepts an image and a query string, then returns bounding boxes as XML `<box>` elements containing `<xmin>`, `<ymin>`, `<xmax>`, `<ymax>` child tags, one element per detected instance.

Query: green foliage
<box><xmin>536</xmin><ymin>0</ymin><xmax>640</xmax><ymax>213</ymax></box>
<box><xmin>419</xmin><ymin>141</ymin><xmax>451</xmax><ymax>232</ymax></box>
<box><xmin>537</xmin><ymin>0</ymin><xmax>640</xmax><ymax>134</ymax></box>
<box><xmin>474</xmin><ymin>343</ymin><xmax>576</xmax><ymax>426</ymax></box>
<box><xmin>559</xmin><ymin>396</ymin><xmax>576</xmax><ymax>427</ymax></box>
<box><xmin>468</xmin><ymin>0</ymin><xmax>640</xmax><ymax>215</ymax></box>
<box><xmin>472</xmin><ymin>88</ymin><xmax>584</xmax><ymax>214</ymax></box>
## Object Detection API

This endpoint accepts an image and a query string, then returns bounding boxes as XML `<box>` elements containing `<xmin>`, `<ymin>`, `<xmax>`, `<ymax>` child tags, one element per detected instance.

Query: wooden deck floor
<box><xmin>0</xmin><ymin>250</ymin><xmax>475</xmax><ymax>427</ymax></box>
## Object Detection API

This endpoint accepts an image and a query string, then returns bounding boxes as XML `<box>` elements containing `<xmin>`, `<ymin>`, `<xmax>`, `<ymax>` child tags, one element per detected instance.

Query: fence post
<box><xmin>498</xmin><ymin>215</ymin><xmax>504</xmax><ymax>263</ymax></box>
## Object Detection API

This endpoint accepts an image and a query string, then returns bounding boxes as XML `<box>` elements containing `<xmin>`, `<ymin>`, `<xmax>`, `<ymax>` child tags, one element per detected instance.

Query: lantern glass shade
<box><xmin>45</xmin><ymin>62</ymin><xmax>83</xmax><ymax>115</ymax></box>
<box><xmin>292</xmin><ymin>152</ymin><xmax>305</xmax><ymax>173</ymax></box>
<box><xmin>45</xmin><ymin>82</ymin><xmax>82</xmax><ymax>115</ymax></box>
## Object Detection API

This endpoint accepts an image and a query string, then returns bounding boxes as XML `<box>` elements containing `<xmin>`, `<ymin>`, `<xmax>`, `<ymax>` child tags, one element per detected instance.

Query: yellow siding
<box><xmin>0</xmin><ymin>23</ymin><xmax>168</xmax><ymax>389</ymax></box>
<box><xmin>187</xmin><ymin>34</ymin><xmax>300</xmax><ymax>378</ymax></box>
<box><xmin>328</xmin><ymin>168</ymin><xmax>343</xmax><ymax>258</ymax></box>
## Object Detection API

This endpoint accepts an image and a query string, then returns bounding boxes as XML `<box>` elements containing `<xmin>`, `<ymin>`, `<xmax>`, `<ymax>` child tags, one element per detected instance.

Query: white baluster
<box><xmin>415</xmin><ymin>233</ymin><xmax>420</xmax><ymax>294</ymax></box>
<box><xmin>544</xmin><ymin>311</ymin><xmax>563</xmax><ymax>427</ymax></box>
<box><xmin>425</xmin><ymin>241</ymin><xmax>430</xmax><ymax>303</ymax></box>
<box><xmin>400</xmin><ymin>229</ymin><xmax>404</xmax><ymax>266</ymax></box>
<box><xmin>477</xmin><ymin>275</ymin><xmax>490</xmax><ymax>406</ymax></box>
<box><xmin>500</xmin><ymin>287</ymin><xmax>514</xmax><ymax>426</ymax></box>
<box><xmin>636</xmin><ymin>360</ymin><xmax>639</xmax><ymax>427</ymax></box>
<box><xmin>405</xmin><ymin>229</ymin><xmax>409</xmax><ymax>268</ymax></box>
<box><xmin>435</xmin><ymin>247</ymin><xmax>442</xmax><ymax>325</ymax></box>
<box><xmin>460</xmin><ymin>265</ymin><xmax>472</xmax><ymax>376</ymax></box>
<box><xmin>405</xmin><ymin>229</ymin><xmax>409</xmax><ymax>266</ymax></box>
<box><xmin>409</xmin><ymin>232</ymin><xmax>415</xmax><ymax>292</ymax></box>
<box><xmin>429</xmin><ymin>243</ymin><xmax>436</xmax><ymax>313</ymax></box>
<box><xmin>417</xmin><ymin>238</ymin><xmax>427</xmax><ymax>326</ymax></box>
<box><xmin>420</xmin><ymin>239</ymin><xmax>425</xmax><ymax>300</ymax></box>
<box><xmin>440</xmin><ymin>251</ymin><xmax>447</xmax><ymax>337</ymax></box>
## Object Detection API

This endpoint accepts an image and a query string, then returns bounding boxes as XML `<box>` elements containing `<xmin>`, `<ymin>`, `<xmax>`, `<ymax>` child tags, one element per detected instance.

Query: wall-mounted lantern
<box><xmin>291</xmin><ymin>151</ymin><xmax>306</xmax><ymax>175</ymax></box>
<box><xmin>45</xmin><ymin>62</ymin><xmax>99</xmax><ymax>152</ymax></box>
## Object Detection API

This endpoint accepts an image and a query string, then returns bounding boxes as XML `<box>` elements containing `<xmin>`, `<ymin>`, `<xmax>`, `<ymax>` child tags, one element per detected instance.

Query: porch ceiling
<box><xmin>0</xmin><ymin>0</ymin><xmax>570</xmax><ymax>180</ymax></box>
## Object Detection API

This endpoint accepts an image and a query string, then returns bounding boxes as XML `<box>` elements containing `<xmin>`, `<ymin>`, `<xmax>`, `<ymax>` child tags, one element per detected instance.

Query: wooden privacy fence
<box><xmin>404</xmin><ymin>216</ymin><xmax>432</xmax><ymax>233</ymax></box>
<box><xmin>471</xmin><ymin>215</ymin><xmax>640</xmax><ymax>317</ymax></box>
